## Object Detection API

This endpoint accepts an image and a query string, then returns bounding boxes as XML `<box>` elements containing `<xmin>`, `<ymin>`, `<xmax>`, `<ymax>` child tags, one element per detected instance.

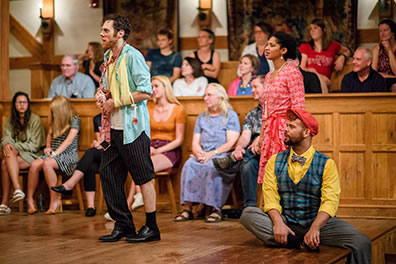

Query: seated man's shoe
<box><xmin>99</xmin><ymin>228</ymin><xmax>134</xmax><ymax>242</ymax></box>
<box><xmin>212</xmin><ymin>154</ymin><xmax>237</xmax><ymax>170</ymax></box>
<box><xmin>85</xmin><ymin>207</ymin><xmax>96</xmax><ymax>217</ymax></box>
<box><xmin>51</xmin><ymin>185</ymin><xmax>72</xmax><ymax>195</ymax></box>
<box><xmin>126</xmin><ymin>225</ymin><xmax>160</xmax><ymax>243</ymax></box>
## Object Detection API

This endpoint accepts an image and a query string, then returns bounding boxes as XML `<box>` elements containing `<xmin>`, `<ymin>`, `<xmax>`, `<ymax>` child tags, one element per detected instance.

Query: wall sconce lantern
<box><xmin>89</xmin><ymin>0</ymin><xmax>99</xmax><ymax>8</ymax></box>
<box><xmin>39</xmin><ymin>0</ymin><xmax>54</xmax><ymax>38</ymax></box>
<box><xmin>198</xmin><ymin>0</ymin><xmax>212</xmax><ymax>28</ymax></box>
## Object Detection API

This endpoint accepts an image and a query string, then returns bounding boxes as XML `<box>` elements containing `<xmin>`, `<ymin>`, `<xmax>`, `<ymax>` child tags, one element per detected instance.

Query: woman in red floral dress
<box><xmin>256</xmin><ymin>31</ymin><xmax>305</xmax><ymax>184</ymax></box>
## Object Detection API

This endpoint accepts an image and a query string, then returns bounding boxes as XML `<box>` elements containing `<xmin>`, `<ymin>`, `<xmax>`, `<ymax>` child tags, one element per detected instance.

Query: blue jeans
<box><xmin>240</xmin><ymin>149</ymin><xmax>260</xmax><ymax>207</ymax></box>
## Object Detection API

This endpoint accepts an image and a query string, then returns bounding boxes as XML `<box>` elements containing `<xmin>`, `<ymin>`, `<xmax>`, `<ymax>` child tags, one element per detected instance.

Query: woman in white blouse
<box><xmin>173</xmin><ymin>57</ymin><xmax>208</xmax><ymax>96</ymax></box>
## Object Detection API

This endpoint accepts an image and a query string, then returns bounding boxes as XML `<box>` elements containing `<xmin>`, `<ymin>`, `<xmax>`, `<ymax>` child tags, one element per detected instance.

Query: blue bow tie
<box><xmin>291</xmin><ymin>153</ymin><xmax>306</xmax><ymax>166</ymax></box>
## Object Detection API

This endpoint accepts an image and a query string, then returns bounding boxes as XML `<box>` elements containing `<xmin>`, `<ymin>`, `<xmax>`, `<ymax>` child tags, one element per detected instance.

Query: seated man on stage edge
<box><xmin>240</xmin><ymin>109</ymin><xmax>371</xmax><ymax>264</ymax></box>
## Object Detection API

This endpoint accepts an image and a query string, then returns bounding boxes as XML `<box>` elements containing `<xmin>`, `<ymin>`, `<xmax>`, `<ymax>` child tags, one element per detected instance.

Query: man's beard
<box><xmin>284</xmin><ymin>134</ymin><xmax>304</xmax><ymax>146</ymax></box>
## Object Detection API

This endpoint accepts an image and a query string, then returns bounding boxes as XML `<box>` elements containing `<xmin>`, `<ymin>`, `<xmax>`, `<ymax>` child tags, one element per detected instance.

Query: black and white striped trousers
<box><xmin>100</xmin><ymin>130</ymin><xmax>154</xmax><ymax>231</ymax></box>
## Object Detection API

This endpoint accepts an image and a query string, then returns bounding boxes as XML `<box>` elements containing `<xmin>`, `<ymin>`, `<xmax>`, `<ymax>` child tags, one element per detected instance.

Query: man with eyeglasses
<box><xmin>48</xmin><ymin>55</ymin><xmax>95</xmax><ymax>98</ymax></box>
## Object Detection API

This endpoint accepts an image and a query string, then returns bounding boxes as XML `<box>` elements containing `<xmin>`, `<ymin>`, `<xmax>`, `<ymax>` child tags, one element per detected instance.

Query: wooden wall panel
<box><xmin>373</xmin><ymin>113</ymin><xmax>396</xmax><ymax>145</ymax></box>
<box><xmin>340</xmin><ymin>114</ymin><xmax>365</xmax><ymax>145</ymax></box>
<box><xmin>338</xmin><ymin>152</ymin><xmax>365</xmax><ymax>199</ymax></box>
<box><xmin>312</xmin><ymin>114</ymin><xmax>333</xmax><ymax>149</ymax></box>
<box><xmin>373</xmin><ymin>153</ymin><xmax>396</xmax><ymax>199</ymax></box>
<box><xmin>1</xmin><ymin>94</ymin><xmax>396</xmax><ymax>218</ymax></box>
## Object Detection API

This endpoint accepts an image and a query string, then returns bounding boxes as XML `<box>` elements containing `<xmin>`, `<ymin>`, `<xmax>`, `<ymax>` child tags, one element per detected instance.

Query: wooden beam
<box><xmin>358</xmin><ymin>28</ymin><xmax>379</xmax><ymax>44</ymax></box>
<box><xmin>0</xmin><ymin>0</ymin><xmax>11</xmax><ymax>99</ymax></box>
<box><xmin>179</xmin><ymin>36</ymin><xmax>228</xmax><ymax>50</ymax></box>
<box><xmin>10</xmin><ymin>56</ymin><xmax>40</xmax><ymax>70</ymax></box>
<box><xmin>9</xmin><ymin>15</ymin><xmax>43</xmax><ymax>58</ymax></box>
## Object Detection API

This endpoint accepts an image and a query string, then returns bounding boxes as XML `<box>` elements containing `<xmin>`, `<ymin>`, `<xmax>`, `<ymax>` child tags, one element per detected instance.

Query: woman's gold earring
<box><xmin>281</xmin><ymin>55</ymin><xmax>284</xmax><ymax>60</ymax></box>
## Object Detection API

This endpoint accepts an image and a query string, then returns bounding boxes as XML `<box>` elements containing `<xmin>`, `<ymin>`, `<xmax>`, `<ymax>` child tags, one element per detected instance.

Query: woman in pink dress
<box><xmin>256</xmin><ymin>31</ymin><xmax>305</xmax><ymax>184</ymax></box>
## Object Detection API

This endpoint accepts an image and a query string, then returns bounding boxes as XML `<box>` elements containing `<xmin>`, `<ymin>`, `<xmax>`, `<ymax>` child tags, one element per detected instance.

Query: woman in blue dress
<box><xmin>175</xmin><ymin>83</ymin><xmax>240</xmax><ymax>223</ymax></box>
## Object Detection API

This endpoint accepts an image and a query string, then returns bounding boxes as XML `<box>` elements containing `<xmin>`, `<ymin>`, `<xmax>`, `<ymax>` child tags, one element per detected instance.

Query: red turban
<box><xmin>287</xmin><ymin>109</ymin><xmax>319</xmax><ymax>136</ymax></box>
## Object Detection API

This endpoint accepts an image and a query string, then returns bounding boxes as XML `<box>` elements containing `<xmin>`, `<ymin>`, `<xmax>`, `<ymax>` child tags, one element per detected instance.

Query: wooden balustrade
<box><xmin>1</xmin><ymin>93</ymin><xmax>396</xmax><ymax>218</ymax></box>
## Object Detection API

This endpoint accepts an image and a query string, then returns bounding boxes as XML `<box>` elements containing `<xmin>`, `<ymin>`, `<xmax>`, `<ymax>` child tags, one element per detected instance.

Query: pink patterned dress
<box><xmin>257</xmin><ymin>64</ymin><xmax>305</xmax><ymax>183</ymax></box>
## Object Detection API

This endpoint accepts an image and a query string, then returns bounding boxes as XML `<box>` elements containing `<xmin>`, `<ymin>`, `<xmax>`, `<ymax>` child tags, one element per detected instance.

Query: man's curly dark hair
<box><xmin>102</xmin><ymin>14</ymin><xmax>131</xmax><ymax>41</ymax></box>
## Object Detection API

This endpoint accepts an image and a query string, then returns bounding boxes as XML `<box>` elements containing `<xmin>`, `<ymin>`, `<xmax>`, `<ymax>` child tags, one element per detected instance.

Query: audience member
<box><xmin>0</xmin><ymin>92</ymin><xmax>45</xmax><ymax>215</ymax></box>
<box><xmin>51</xmin><ymin>95</ymin><xmax>102</xmax><ymax>217</ymax></box>
<box><xmin>48</xmin><ymin>55</ymin><xmax>95</xmax><ymax>98</ymax></box>
<box><xmin>239</xmin><ymin>21</ymin><xmax>274</xmax><ymax>76</ymax></box>
<box><xmin>173</xmin><ymin>57</ymin><xmax>208</xmax><ymax>96</ymax></box>
<box><xmin>241</xmin><ymin>109</ymin><xmax>371</xmax><ymax>264</ymax></box>
<box><xmin>296</xmin><ymin>50</ymin><xmax>322</xmax><ymax>93</ymax></box>
<box><xmin>189</xmin><ymin>29</ymin><xmax>221</xmax><ymax>83</ymax></box>
<box><xmin>146</xmin><ymin>29</ymin><xmax>182</xmax><ymax>83</ymax></box>
<box><xmin>26</xmin><ymin>95</ymin><xmax>80</xmax><ymax>215</ymax></box>
<box><xmin>212</xmin><ymin>75</ymin><xmax>265</xmax><ymax>208</ymax></box>
<box><xmin>372</xmin><ymin>19</ymin><xmax>396</xmax><ymax>92</ymax></box>
<box><xmin>299</xmin><ymin>19</ymin><xmax>351</xmax><ymax>93</ymax></box>
<box><xmin>174</xmin><ymin>83</ymin><xmax>240</xmax><ymax>223</ymax></box>
<box><xmin>257</xmin><ymin>31</ymin><xmax>305</xmax><ymax>184</ymax></box>
<box><xmin>80</xmin><ymin>42</ymin><xmax>104</xmax><ymax>88</ymax></box>
<box><xmin>228</xmin><ymin>54</ymin><xmax>260</xmax><ymax>95</ymax></box>
<box><xmin>125</xmin><ymin>76</ymin><xmax>186</xmax><ymax>216</ymax></box>
<box><xmin>341</xmin><ymin>47</ymin><xmax>387</xmax><ymax>93</ymax></box>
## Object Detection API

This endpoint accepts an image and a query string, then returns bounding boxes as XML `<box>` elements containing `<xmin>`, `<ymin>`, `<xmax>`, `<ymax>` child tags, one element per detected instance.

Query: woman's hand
<box><xmin>150</xmin><ymin>147</ymin><xmax>160</xmax><ymax>156</ymax></box>
<box><xmin>3</xmin><ymin>144</ymin><xmax>17</xmax><ymax>158</ymax></box>
<box><xmin>197</xmin><ymin>151</ymin><xmax>215</xmax><ymax>163</ymax></box>
<box><xmin>382</xmin><ymin>40</ymin><xmax>392</xmax><ymax>53</ymax></box>
<box><xmin>44</xmin><ymin>147</ymin><xmax>53</xmax><ymax>156</ymax></box>
<box><xmin>334</xmin><ymin>55</ymin><xmax>345</xmax><ymax>71</ymax></box>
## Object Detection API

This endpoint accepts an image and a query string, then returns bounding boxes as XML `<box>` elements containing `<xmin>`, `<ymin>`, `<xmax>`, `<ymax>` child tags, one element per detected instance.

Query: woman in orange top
<box><xmin>149</xmin><ymin>75</ymin><xmax>186</xmax><ymax>170</ymax></box>
<box><xmin>127</xmin><ymin>75</ymin><xmax>186</xmax><ymax>204</ymax></box>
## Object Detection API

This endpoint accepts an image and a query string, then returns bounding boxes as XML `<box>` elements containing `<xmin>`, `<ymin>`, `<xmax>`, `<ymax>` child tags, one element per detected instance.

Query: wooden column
<box><xmin>0</xmin><ymin>0</ymin><xmax>11</xmax><ymax>99</ymax></box>
<box><xmin>29</xmin><ymin>63</ymin><xmax>60</xmax><ymax>98</ymax></box>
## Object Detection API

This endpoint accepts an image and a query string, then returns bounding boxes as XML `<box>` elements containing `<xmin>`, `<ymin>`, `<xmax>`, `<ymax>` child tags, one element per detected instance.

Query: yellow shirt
<box><xmin>263</xmin><ymin>145</ymin><xmax>340</xmax><ymax>217</ymax></box>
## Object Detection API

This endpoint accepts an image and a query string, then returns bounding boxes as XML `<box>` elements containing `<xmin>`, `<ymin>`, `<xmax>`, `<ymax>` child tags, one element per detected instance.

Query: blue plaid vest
<box><xmin>275</xmin><ymin>149</ymin><xmax>329</xmax><ymax>227</ymax></box>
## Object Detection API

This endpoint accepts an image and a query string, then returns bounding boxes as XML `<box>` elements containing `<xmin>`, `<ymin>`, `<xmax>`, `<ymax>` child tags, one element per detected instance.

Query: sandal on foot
<box><xmin>0</xmin><ymin>204</ymin><xmax>11</xmax><ymax>215</ymax></box>
<box><xmin>12</xmin><ymin>189</ymin><xmax>25</xmax><ymax>203</ymax></box>
<box><xmin>206</xmin><ymin>210</ymin><xmax>223</xmax><ymax>223</ymax></box>
<box><xmin>173</xmin><ymin>209</ymin><xmax>194</xmax><ymax>222</ymax></box>
<box><xmin>27</xmin><ymin>208</ymin><xmax>38</xmax><ymax>215</ymax></box>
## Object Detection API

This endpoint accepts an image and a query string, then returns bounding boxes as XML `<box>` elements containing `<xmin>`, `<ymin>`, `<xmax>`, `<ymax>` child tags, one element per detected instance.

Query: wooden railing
<box><xmin>1</xmin><ymin>93</ymin><xmax>396</xmax><ymax>218</ymax></box>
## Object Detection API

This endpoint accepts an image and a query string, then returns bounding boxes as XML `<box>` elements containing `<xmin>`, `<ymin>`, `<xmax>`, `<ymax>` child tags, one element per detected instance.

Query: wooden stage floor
<box><xmin>0</xmin><ymin>210</ymin><xmax>392</xmax><ymax>264</ymax></box>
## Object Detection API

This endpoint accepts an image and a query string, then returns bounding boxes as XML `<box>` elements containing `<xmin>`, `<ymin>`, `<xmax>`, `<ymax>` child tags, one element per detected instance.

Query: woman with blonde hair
<box><xmin>117</xmin><ymin>76</ymin><xmax>187</xmax><ymax>220</ymax></box>
<box><xmin>26</xmin><ymin>95</ymin><xmax>80</xmax><ymax>214</ymax></box>
<box><xmin>174</xmin><ymin>83</ymin><xmax>240</xmax><ymax>223</ymax></box>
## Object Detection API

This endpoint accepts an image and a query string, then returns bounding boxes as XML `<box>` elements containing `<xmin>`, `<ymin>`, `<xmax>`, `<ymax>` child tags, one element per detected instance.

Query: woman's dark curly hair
<box><xmin>271</xmin><ymin>31</ymin><xmax>298</xmax><ymax>60</ymax></box>
<box><xmin>102</xmin><ymin>14</ymin><xmax>131</xmax><ymax>41</ymax></box>
<box><xmin>11</xmin><ymin>91</ymin><xmax>31</xmax><ymax>139</ymax></box>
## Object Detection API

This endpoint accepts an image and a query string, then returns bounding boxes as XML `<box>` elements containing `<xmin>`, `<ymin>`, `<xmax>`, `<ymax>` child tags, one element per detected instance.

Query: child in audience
<box><xmin>299</xmin><ymin>19</ymin><xmax>350</xmax><ymax>93</ymax></box>
<box><xmin>146</xmin><ymin>29</ymin><xmax>182</xmax><ymax>83</ymax></box>
<box><xmin>51</xmin><ymin>94</ymin><xmax>102</xmax><ymax>217</ymax></box>
<box><xmin>228</xmin><ymin>54</ymin><xmax>260</xmax><ymax>95</ymax></box>
<box><xmin>26</xmin><ymin>95</ymin><xmax>80</xmax><ymax>215</ymax></box>
<box><xmin>173</xmin><ymin>57</ymin><xmax>208</xmax><ymax>96</ymax></box>
<box><xmin>0</xmin><ymin>92</ymin><xmax>45</xmax><ymax>215</ymax></box>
